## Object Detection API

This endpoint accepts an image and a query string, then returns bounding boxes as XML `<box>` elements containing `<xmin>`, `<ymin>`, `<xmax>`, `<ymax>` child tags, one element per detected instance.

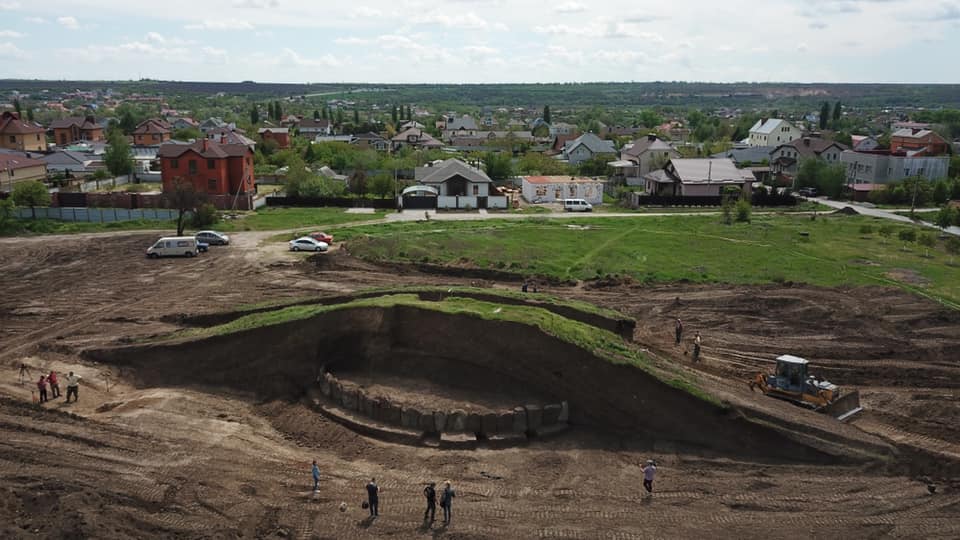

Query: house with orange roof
<box><xmin>0</xmin><ymin>111</ymin><xmax>47</xmax><ymax>152</ymax></box>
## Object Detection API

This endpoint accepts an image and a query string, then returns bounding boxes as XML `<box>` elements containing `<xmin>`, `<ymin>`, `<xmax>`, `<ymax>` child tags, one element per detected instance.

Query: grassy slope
<box><xmin>334</xmin><ymin>215</ymin><xmax>960</xmax><ymax>308</ymax></box>
<box><xmin>172</xmin><ymin>294</ymin><xmax>715</xmax><ymax>405</ymax></box>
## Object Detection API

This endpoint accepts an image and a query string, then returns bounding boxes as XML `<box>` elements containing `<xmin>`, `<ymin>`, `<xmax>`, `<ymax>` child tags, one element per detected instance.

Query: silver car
<box><xmin>289</xmin><ymin>237</ymin><xmax>329</xmax><ymax>252</ymax></box>
<box><xmin>195</xmin><ymin>230</ymin><xmax>230</xmax><ymax>245</ymax></box>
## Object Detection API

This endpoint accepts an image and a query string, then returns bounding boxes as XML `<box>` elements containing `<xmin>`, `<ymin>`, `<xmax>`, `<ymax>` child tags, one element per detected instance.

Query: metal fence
<box><xmin>15</xmin><ymin>207</ymin><xmax>178</xmax><ymax>222</ymax></box>
<box><xmin>265</xmin><ymin>196</ymin><xmax>396</xmax><ymax>209</ymax></box>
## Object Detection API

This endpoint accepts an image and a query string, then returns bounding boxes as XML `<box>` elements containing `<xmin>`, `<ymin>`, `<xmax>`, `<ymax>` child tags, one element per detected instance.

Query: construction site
<box><xmin>1</xmin><ymin>230</ymin><xmax>959</xmax><ymax>539</ymax></box>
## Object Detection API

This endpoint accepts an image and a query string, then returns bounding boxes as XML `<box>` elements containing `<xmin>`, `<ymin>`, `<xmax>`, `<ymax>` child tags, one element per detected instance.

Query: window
<box><xmin>472</xmin><ymin>185</ymin><xmax>479</xmax><ymax>195</ymax></box>
<box><xmin>208</xmin><ymin>179</ymin><xmax>217</xmax><ymax>191</ymax></box>
<box><xmin>176</xmin><ymin>241</ymin><xmax>189</xmax><ymax>247</ymax></box>
<box><xmin>170</xmin><ymin>158</ymin><xmax>179</xmax><ymax>169</ymax></box>
<box><xmin>207</xmin><ymin>159</ymin><xmax>215</xmax><ymax>170</ymax></box>
<box><xmin>9</xmin><ymin>135</ymin><xmax>15</xmax><ymax>143</ymax></box>
<box><xmin>153</xmin><ymin>134</ymin><xmax>160</xmax><ymax>141</ymax></box>
<box><xmin>569</xmin><ymin>185</ymin><xmax>576</xmax><ymax>197</ymax></box>
<box><xmin>188</xmin><ymin>160</ymin><xmax>197</xmax><ymax>174</ymax></box>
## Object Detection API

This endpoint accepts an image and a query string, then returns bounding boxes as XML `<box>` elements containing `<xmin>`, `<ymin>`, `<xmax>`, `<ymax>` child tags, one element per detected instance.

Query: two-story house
<box><xmin>298</xmin><ymin>118</ymin><xmax>333</xmax><ymax>138</ymax></box>
<box><xmin>132</xmin><ymin>118</ymin><xmax>172</xmax><ymax>146</ymax></box>
<box><xmin>562</xmin><ymin>133</ymin><xmax>616</xmax><ymax>165</ymax></box>
<box><xmin>890</xmin><ymin>128</ymin><xmax>949</xmax><ymax>156</ymax></box>
<box><xmin>748</xmin><ymin>118</ymin><xmax>803</xmax><ymax>147</ymax></box>
<box><xmin>769</xmin><ymin>137</ymin><xmax>847</xmax><ymax>178</ymax></box>
<box><xmin>158</xmin><ymin>139</ymin><xmax>254</xmax><ymax>196</ymax></box>
<box><xmin>390</xmin><ymin>128</ymin><xmax>443</xmax><ymax>151</ymax></box>
<box><xmin>0</xmin><ymin>111</ymin><xmax>47</xmax><ymax>152</ymax></box>
<box><xmin>257</xmin><ymin>127</ymin><xmax>291</xmax><ymax>149</ymax></box>
<box><xmin>50</xmin><ymin>116</ymin><xmax>105</xmax><ymax>146</ymax></box>
<box><xmin>0</xmin><ymin>152</ymin><xmax>48</xmax><ymax>188</ymax></box>
<box><xmin>611</xmin><ymin>134</ymin><xmax>680</xmax><ymax>185</ymax></box>
<box><xmin>441</xmin><ymin>115</ymin><xmax>480</xmax><ymax>141</ymax></box>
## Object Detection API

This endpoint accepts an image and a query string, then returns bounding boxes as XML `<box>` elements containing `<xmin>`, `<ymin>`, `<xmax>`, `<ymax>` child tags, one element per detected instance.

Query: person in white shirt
<box><xmin>641</xmin><ymin>460</ymin><xmax>657</xmax><ymax>496</ymax></box>
<box><xmin>65</xmin><ymin>372</ymin><xmax>82</xmax><ymax>403</ymax></box>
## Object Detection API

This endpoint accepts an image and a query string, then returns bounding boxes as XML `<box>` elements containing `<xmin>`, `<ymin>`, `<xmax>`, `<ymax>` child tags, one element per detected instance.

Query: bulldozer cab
<box><xmin>773</xmin><ymin>355</ymin><xmax>808</xmax><ymax>392</ymax></box>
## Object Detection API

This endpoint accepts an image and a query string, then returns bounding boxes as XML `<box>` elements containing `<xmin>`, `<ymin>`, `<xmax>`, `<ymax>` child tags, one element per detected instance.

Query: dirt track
<box><xmin>1</xmin><ymin>231</ymin><xmax>959</xmax><ymax>539</ymax></box>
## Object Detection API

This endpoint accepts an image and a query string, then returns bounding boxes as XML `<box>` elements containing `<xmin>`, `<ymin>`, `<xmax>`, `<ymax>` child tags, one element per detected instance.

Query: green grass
<box><xmin>0</xmin><ymin>218</ymin><xmax>176</xmax><ymax>236</ymax></box>
<box><xmin>332</xmin><ymin>214</ymin><xmax>960</xmax><ymax>308</ymax></box>
<box><xmin>218</xmin><ymin>207</ymin><xmax>387</xmax><ymax>232</ymax></box>
<box><xmin>170</xmin><ymin>293</ymin><xmax>716</xmax><ymax>406</ymax></box>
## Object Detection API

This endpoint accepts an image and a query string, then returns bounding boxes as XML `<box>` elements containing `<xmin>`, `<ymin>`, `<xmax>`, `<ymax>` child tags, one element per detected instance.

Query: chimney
<box><xmin>647</xmin><ymin>133</ymin><xmax>656</xmax><ymax>142</ymax></box>
<box><xmin>84</xmin><ymin>115</ymin><xmax>95</xmax><ymax>124</ymax></box>
<box><xmin>202</xmin><ymin>138</ymin><xmax>208</xmax><ymax>152</ymax></box>
<box><xmin>803</xmin><ymin>137</ymin><xmax>811</xmax><ymax>147</ymax></box>
<box><xmin>220</xmin><ymin>135</ymin><xmax>227</xmax><ymax>144</ymax></box>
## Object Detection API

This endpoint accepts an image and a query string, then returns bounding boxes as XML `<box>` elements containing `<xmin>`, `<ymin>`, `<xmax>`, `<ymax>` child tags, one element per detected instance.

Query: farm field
<box><xmin>0</xmin><ymin>217</ymin><xmax>958</xmax><ymax>539</ymax></box>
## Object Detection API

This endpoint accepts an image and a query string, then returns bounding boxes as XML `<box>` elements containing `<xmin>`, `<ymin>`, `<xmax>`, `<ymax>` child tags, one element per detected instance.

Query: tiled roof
<box><xmin>667</xmin><ymin>158</ymin><xmax>754</xmax><ymax>184</ymax></box>
<box><xmin>50</xmin><ymin>117</ymin><xmax>100</xmax><ymax>130</ymax></box>
<box><xmin>158</xmin><ymin>140</ymin><xmax>251</xmax><ymax>159</ymax></box>
<box><xmin>0</xmin><ymin>153</ymin><xmax>46</xmax><ymax>170</ymax></box>
<box><xmin>416</xmin><ymin>159</ymin><xmax>491</xmax><ymax>184</ymax></box>
<box><xmin>623</xmin><ymin>135</ymin><xmax>674</xmax><ymax>157</ymax></box>
<box><xmin>523</xmin><ymin>175</ymin><xmax>602</xmax><ymax>184</ymax></box>
<box><xmin>133</xmin><ymin>118</ymin><xmax>171</xmax><ymax>135</ymax></box>
<box><xmin>0</xmin><ymin>112</ymin><xmax>44</xmax><ymax>135</ymax></box>
<box><xmin>772</xmin><ymin>138</ymin><xmax>847</xmax><ymax>160</ymax></box>
<box><xmin>563</xmin><ymin>133</ymin><xmax>616</xmax><ymax>155</ymax></box>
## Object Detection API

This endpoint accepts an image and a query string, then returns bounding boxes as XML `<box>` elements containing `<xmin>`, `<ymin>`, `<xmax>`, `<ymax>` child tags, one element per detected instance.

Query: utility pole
<box><xmin>909</xmin><ymin>176</ymin><xmax>920</xmax><ymax>219</ymax></box>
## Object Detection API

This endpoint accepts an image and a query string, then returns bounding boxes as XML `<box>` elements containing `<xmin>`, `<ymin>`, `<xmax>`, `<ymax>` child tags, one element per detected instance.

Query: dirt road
<box><xmin>1</xmin><ymin>231</ymin><xmax>958</xmax><ymax>538</ymax></box>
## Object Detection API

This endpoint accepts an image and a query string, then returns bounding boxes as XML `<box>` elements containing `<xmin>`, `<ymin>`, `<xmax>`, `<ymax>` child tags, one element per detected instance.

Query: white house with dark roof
<box><xmin>413</xmin><ymin>158</ymin><xmax>508</xmax><ymax>209</ymax></box>
<box><xmin>562</xmin><ymin>133</ymin><xmax>616</xmax><ymax>165</ymax></box>
<box><xmin>609</xmin><ymin>134</ymin><xmax>680</xmax><ymax>185</ymax></box>
<box><xmin>748</xmin><ymin>119</ymin><xmax>802</xmax><ymax>147</ymax></box>
<box><xmin>643</xmin><ymin>158</ymin><xmax>753</xmax><ymax>197</ymax></box>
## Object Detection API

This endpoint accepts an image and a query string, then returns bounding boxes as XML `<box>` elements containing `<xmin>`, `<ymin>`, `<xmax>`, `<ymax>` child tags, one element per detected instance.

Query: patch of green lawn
<box><xmin>219</xmin><ymin>207</ymin><xmax>387</xmax><ymax>232</ymax></box>
<box><xmin>0</xmin><ymin>218</ymin><xmax>176</xmax><ymax>236</ymax></box>
<box><xmin>333</xmin><ymin>214</ymin><xmax>960</xmax><ymax>308</ymax></box>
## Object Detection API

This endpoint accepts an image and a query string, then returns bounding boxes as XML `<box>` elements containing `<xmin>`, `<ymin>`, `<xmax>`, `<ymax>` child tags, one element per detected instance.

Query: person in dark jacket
<box><xmin>423</xmin><ymin>482</ymin><xmax>437</xmax><ymax>522</ymax></box>
<box><xmin>36</xmin><ymin>375</ymin><xmax>48</xmax><ymax>403</ymax></box>
<box><xmin>366</xmin><ymin>478</ymin><xmax>380</xmax><ymax>517</ymax></box>
<box><xmin>47</xmin><ymin>371</ymin><xmax>60</xmax><ymax>399</ymax></box>
<box><xmin>440</xmin><ymin>480</ymin><xmax>455</xmax><ymax>525</ymax></box>
<box><xmin>674</xmin><ymin>318</ymin><xmax>683</xmax><ymax>345</ymax></box>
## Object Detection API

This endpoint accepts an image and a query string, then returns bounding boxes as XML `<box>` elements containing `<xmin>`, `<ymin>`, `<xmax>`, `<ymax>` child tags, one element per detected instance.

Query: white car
<box><xmin>195</xmin><ymin>230</ymin><xmax>230</xmax><ymax>245</ymax></box>
<box><xmin>289</xmin><ymin>236</ymin><xmax>329</xmax><ymax>252</ymax></box>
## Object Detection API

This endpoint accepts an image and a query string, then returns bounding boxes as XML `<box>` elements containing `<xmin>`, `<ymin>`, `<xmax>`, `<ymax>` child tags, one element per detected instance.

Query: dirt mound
<box><xmin>834</xmin><ymin>206</ymin><xmax>860</xmax><ymax>216</ymax></box>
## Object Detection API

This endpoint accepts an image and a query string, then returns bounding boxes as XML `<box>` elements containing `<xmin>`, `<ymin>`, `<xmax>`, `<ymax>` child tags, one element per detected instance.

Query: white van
<box><xmin>562</xmin><ymin>198</ymin><xmax>593</xmax><ymax>212</ymax></box>
<box><xmin>146</xmin><ymin>236</ymin><xmax>199</xmax><ymax>258</ymax></box>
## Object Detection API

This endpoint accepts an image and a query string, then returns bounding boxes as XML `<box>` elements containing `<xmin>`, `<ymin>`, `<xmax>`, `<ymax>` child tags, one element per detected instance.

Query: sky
<box><xmin>0</xmin><ymin>0</ymin><xmax>958</xmax><ymax>84</ymax></box>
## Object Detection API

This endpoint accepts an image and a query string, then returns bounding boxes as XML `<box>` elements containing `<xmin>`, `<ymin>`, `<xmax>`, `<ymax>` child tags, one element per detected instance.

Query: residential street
<box><xmin>810</xmin><ymin>198</ymin><xmax>960</xmax><ymax>236</ymax></box>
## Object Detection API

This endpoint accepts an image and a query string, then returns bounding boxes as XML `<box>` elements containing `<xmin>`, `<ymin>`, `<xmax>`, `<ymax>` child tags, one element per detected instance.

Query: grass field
<box><xmin>334</xmin><ymin>214</ymin><xmax>960</xmax><ymax>308</ymax></box>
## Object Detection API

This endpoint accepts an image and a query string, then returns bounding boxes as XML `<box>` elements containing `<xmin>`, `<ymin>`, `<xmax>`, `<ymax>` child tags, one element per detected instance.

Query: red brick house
<box><xmin>890</xmin><ymin>128</ymin><xmax>949</xmax><ymax>156</ymax></box>
<box><xmin>50</xmin><ymin>116</ymin><xmax>105</xmax><ymax>146</ymax></box>
<box><xmin>257</xmin><ymin>127</ymin><xmax>290</xmax><ymax>149</ymax></box>
<box><xmin>158</xmin><ymin>139</ymin><xmax>254</xmax><ymax>196</ymax></box>
<box><xmin>132</xmin><ymin>118</ymin><xmax>172</xmax><ymax>146</ymax></box>
<box><xmin>0</xmin><ymin>111</ymin><xmax>47</xmax><ymax>152</ymax></box>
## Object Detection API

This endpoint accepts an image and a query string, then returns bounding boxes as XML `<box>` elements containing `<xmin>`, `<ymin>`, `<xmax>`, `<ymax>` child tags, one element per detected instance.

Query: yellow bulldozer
<box><xmin>749</xmin><ymin>355</ymin><xmax>862</xmax><ymax>421</ymax></box>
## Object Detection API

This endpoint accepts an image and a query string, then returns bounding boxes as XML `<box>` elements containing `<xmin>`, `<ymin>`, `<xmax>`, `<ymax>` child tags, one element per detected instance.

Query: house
<box><xmin>40</xmin><ymin>149</ymin><xmax>99</xmax><ymax>175</ymax></box>
<box><xmin>158</xmin><ymin>139</ymin><xmax>254</xmax><ymax>196</ymax></box>
<box><xmin>50</xmin><ymin>116</ymin><xmax>105</xmax><ymax>146</ymax></box>
<box><xmin>549</xmin><ymin>122</ymin><xmax>577</xmax><ymax>136</ymax></box>
<box><xmin>352</xmin><ymin>132</ymin><xmax>389</xmax><ymax>151</ymax></box>
<box><xmin>205</xmin><ymin>127</ymin><xmax>256</xmax><ymax>148</ymax></box>
<box><xmin>198</xmin><ymin>118</ymin><xmax>230</xmax><ymax>132</ymax></box>
<box><xmin>412</xmin><ymin>158</ymin><xmax>508</xmax><ymax>209</ymax></box>
<box><xmin>562</xmin><ymin>133</ymin><xmax>616</xmax><ymax>165</ymax></box>
<box><xmin>657</xmin><ymin>121</ymin><xmax>690</xmax><ymax>142</ymax></box>
<box><xmin>642</xmin><ymin>158</ymin><xmax>753</xmax><ymax>197</ymax></box>
<box><xmin>441</xmin><ymin>115</ymin><xmax>480</xmax><ymax>140</ymax></box>
<box><xmin>546</xmin><ymin>133</ymin><xmax>578</xmax><ymax>156</ymax></box>
<box><xmin>521</xmin><ymin>176</ymin><xmax>604</xmax><ymax>205</ymax></box>
<box><xmin>258</xmin><ymin>127</ymin><xmax>290</xmax><ymax>149</ymax></box>
<box><xmin>890</xmin><ymin>128</ymin><xmax>949</xmax><ymax>156</ymax></box>
<box><xmin>280</xmin><ymin>114</ymin><xmax>302</xmax><ymax>128</ymax></box>
<box><xmin>391</xmin><ymin>128</ymin><xmax>443</xmax><ymax>151</ymax></box>
<box><xmin>0</xmin><ymin>152</ymin><xmax>48</xmax><ymax>189</ymax></box>
<box><xmin>850</xmin><ymin>135</ymin><xmax>879</xmax><ymax>152</ymax></box>
<box><xmin>0</xmin><ymin>112</ymin><xmax>47</xmax><ymax>152</ymax></box>
<box><xmin>710</xmin><ymin>146</ymin><xmax>774</xmax><ymax>166</ymax></box>
<box><xmin>132</xmin><ymin>118</ymin><xmax>172</xmax><ymax>146</ymax></box>
<box><xmin>298</xmin><ymin>118</ymin><xmax>333</xmax><ymax>137</ymax></box>
<box><xmin>841</xmin><ymin>150</ymin><xmax>950</xmax><ymax>185</ymax></box>
<box><xmin>610</xmin><ymin>134</ymin><xmax>680</xmax><ymax>185</ymax></box>
<box><xmin>170</xmin><ymin>117</ymin><xmax>199</xmax><ymax>131</ymax></box>
<box><xmin>769</xmin><ymin>137</ymin><xmax>847</xmax><ymax>178</ymax></box>
<box><xmin>399</xmin><ymin>120</ymin><xmax>426</xmax><ymax>130</ymax></box>
<box><xmin>747</xmin><ymin>118</ymin><xmax>803</xmax><ymax>147</ymax></box>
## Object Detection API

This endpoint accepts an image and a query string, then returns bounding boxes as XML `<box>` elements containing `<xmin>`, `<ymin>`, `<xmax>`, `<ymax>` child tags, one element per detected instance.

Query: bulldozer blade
<box><xmin>821</xmin><ymin>390</ymin><xmax>863</xmax><ymax>421</ymax></box>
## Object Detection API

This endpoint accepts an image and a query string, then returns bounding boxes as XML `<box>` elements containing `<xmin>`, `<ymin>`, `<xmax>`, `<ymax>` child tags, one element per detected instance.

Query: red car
<box><xmin>308</xmin><ymin>231</ymin><xmax>333</xmax><ymax>243</ymax></box>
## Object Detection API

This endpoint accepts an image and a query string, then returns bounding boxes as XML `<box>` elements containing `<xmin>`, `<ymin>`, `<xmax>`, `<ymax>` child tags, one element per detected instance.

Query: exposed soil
<box><xmin>1</xmin><ymin>232</ymin><xmax>959</xmax><ymax>538</ymax></box>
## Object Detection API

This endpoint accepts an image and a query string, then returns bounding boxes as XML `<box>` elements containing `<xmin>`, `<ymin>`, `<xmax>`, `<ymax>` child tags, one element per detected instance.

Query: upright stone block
<box><xmin>525</xmin><ymin>404</ymin><xmax>543</xmax><ymax>431</ymax></box>
<box><xmin>543</xmin><ymin>404</ymin><xmax>562</xmax><ymax>426</ymax></box>
<box><xmin>433</xmin><ymin>411</ymin><xmax>447</xmax><ymax>433</ymax></box>
<box><xmin>401</xmin><ymin>407</ymin><xmax>420</xmax><ymax>429</ymax></box>
<box><xmin>497</xmin><ymin>411</ymin><xmax>514</xmax><ymax>433</ymax></box>
<box><xmin>481</xmin><ymin>413</ymin><xmax>498</xmax><ymax>435</ymax></box>
<box><xmin>512</xmin><ymin>407</ymin><xmax>528</xmax><ymax>433</ymax></box>
<box><xmin>448</xmin><ymin>409</ymin><xmax>467</xmax><ymax>432</ymax></box>
<box><xmin>558</xmin><ymin>401</ymin><xmax>570</xmax><ymax>423</ymax></box>
<box><xmin>466</xmin><ymin>413</ymin><xmax>483</xmax><ymax>433</ymax></box>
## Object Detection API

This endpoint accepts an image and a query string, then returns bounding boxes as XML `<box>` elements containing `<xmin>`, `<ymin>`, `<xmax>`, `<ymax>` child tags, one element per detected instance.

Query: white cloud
<box><xmin>0</xmin><ymin>30</ymin><xmax>24</xmax><ymax>37</ymax></box>
<box><xmin>556</xmin><ymin>1</ymin><xmax>585</xmax><ymax>13</ymax></box>
<box><xmin>234</xmin><ymin>0</ymin><xmax>278</xmax><ymax>7</ymax></box>
<box><xmin>413</xmin><ymin>11</ymin><xmax>506</xmax><ymax>31</ymax></box>
<box><xmin>277</xmin><ymin>48</ymin><xmax>341</xmax><ymax>68</ymax></box>
<box><xmin>334</xmin><ymin>36</ymin><xmax>369</xmax><ymax>45</ymax></box>
<box><xmin>185</xmin><ymin>19</ymin><xmax>255</xmax><ymax>30</ymax></box>
<box><xmin>464</xmin><ymin>45</ymin><xmax>498</xmax><ymax>55</ymax></box>
<box><xmin>0</xmin><ymin>42</ymin><xmax>27</xmax><ymax>58</ymax></box>
<box><xmin>57</xmin><ymin>16</ymin><xmax>80</xmax><ymax>30</ymax></box>
<box><xmin>145</xmin><ymin>31</ymin><xmax>165</xmax><ymax>43</ymax></box>
<box><xmin>24</xmin><ymin>16</ymin><xmax>45</xmax><ymax>23</ymax></box>
<box><xmin>351</xmin><ymin>6</ymin><xmax>382</xmax><ymax>17</ymax></box>
<box><xmin>0</xmin><ymin>1</ymin><xmax>21</xmax><ymax>10</ymax></box>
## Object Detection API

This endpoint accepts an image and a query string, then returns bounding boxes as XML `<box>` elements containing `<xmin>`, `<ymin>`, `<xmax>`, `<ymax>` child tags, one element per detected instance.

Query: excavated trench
<box><xmin>87</xmin><ymin>304</ymin><xmax>849</xmax><ymax>462</ymax></box>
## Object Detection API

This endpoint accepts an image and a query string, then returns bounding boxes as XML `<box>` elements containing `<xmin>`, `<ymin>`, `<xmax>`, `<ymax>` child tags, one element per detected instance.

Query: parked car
<box><xmin>195</xmin><ymin>230</ymin><xmax>230</xmax><ymax>245</ymax></box>
<box><xmin>797</xmin><ymin>187</ymin><xmax>818</xmax><ymax>197</ymax></box>
<box><xmin>197</xmin><ymin>242</ymin><xmax>209</xmax><ymax>253</ymax></box>
<box><xmin>308</xmin><ymin>231</ymin><xmax>333</xmax><ymax>244</ymax></box>
<box><xmin>562</xmin><ymin>198</ymin><xmax>593</xmax><ymax>212</ymax></box>
<box><xmin>289</xmin><ymin>237</ymin><xmax>329</xmax><ymax>252</ymax></box>
<box><xmin>146</xmin><ymin>236</ymin><xmax>199</xmax><ymax>258</ymax></box>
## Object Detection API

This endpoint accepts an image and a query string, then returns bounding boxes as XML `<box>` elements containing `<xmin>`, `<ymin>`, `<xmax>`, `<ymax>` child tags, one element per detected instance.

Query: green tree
<box><xmin>165</xmin><ymin>177</ymin><xmax>201</xmax><ymax>236</ymax></box>
<box><xmin>0</xmin><ymin>197</ymin><xmax>16</xmax><ymax>232</ymax></box>
<box><xmin>104</xmin><ymin>132</ymin><xmax>134</xmax><ymax>177</ymax></box>
<box><xmin>637</xmin><ymin>109</ymin><xmax>663</xmax><ymax>128</ymax></box>
<box><xmin>483</xmin><ymin>152</ymin><xmax>513</xmax><ymax>181</ymax></box>
<box><xmin>336</xmin><ymin>109</ymin><xmax>344</xmax><ymax>126</ymax></box>
<box><xmin>933</xmin><ymin>181</ymin><xmax>949</xmax><ymax>204</ymax></box>
<box><xmin>935</xmin><ymin>205</ymin><xmax>957</xmax><ymax>229</ymax></box>
<box><xmin>304</xmin><ymin>142</ymin><xmax>316</xmax><ymax>163</ymax></box>
<box><xmin>518</xmin><ymin>152</ymin><xmax>574</xmax><ymax>175</ymax></box>
<box><xmin>12</xmin><ymin>180</ymin><xmax>51</xmax><ymax>219</ymax></box>
<box><xmin>354</xmin><ymin>108</ymin><xmax>360</xmax><ymax>125</ymax></box>
<box><xmin>391</xmin><ymin>105</ymin><xmax>398</xmax><ymax>125</ymax></box>
<box><xmin>796</xmin><ymin>159</ymin><xmax>845</xmax><ymax>198</ymax></box>
<box><xmin>819</xmin><ymin>102</ymin><xmax>830</xmax><ymax>130</ymax></box>
<box><xmin>949</xmin><ymin>155</ymin><xmax>960</xmax><ymax>179</ymax></box>
<box><xmin>13</xmin><ymin>98</ymin><xmax>21</xmax><ymax>114</ymax></box>
<box><xmin>543</xmin><ymin>105</ymin><xmax>551</xmax><ymax>124</ymax></box>
<box><xmin>250</xmin><ymin>104</ymin><xmax>260</xmax><ymax>125</ymax></box>
<box><xmin>578</xmin><ymin>156</ymin><xmax>612</xmax><ymax>177</ymax></box>
<box><xmin>313</xmin><ymin>110</ymin><xmax>320</xmax><ymax>120</ymax></box>
<box><xmin>173</xmin><ymin>127</ymin><xmax>202</xmax><ymax>141</ymax></box>
<box><xmin>832</xmin><ymin>100</ymin><xmax>842</xmax><ymax>128</ymax></box>
<box><xmin>348</xmin><ymin>169</ymin><xmax>367</xmax><ymax>198</ymax></box>
<box><xmin>370</xmin><ymin>173</ymin><xmax>394</xmax><ymax>199</ymax></box>
<box><xmin>26</xmin><ymin>108</ymin><xmax>34</xmax><ymax>122</ymax></box>
<box><xmin>274</xmin><ymin>101</ymin><xmax>283</xmax><ymax>120</ymax></box>
<box><xmin>735</xmin><ymin>198</ymin><xmax>752</xmax><ymax>223</ymax></box>
<box><xmin>532</xmin><ymin>124</ymin><xmax>550</xmax><ymax>138</ymax></box>
<box><xmin>322</xmin><ymin>108</ymin><xmax>329</xmax><ymax>120</ymax></box>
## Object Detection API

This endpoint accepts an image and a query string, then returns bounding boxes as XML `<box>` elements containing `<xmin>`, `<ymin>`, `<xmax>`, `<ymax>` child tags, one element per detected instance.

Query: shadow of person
<box><xmin>358</xmin><ymin>516</ymin><xmax>376</xmax><ymax>528</ymax></box>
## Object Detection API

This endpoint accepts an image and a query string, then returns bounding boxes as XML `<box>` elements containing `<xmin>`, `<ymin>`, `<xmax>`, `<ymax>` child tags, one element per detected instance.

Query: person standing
<box><xmin>36</xmin><ymin>375</ymin><xmax>48</xmax><ymax>404</ymax></box>
<box><xmin>641</xmin><ymin>460</ymin><xmax>657</xmax><ymax>497</ymax></box>
<box><xmin>18</xmin><ymin>363</ymin><xmax>31</xmax><ymax>385</ymax></box>
<box><xmin>366</xmin><ymin>478</ymin><xmax>380</xmax><ymax>517</ymax></box>
<box><xmin>693</xmin><ymin>332</ymin><xmax>702</xmax><ymax>363</ymax></box>
<box><xmin>311</xmin><ymin>460</ymin><xmax>320</xmax><ymax>492</ymax></box>
<box><xmin>65</xmin><ymin>372</ymin><xmax>82</xmax><ymax>403</ymax></box>
<box><xmin>47</xmin><ymin>371</ymin><xmax>60</xmax><ymax>399</ymax></box>
<box><xmin>440</xmin><ymin>480</ymin><xmax>455</xmax><ymax>525</ymax></box>
<box><xmin>674</xmin><ymin>319</ymin><xmax>683</xmax><ymax>345</ymax></box>
<box><xmin>423</xmin><ymin>482</ymin><xmax>437</xmax><ymax>523</ymax></box>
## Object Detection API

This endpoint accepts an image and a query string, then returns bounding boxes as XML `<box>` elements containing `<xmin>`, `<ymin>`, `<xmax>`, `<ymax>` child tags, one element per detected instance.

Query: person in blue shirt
<box><xmin>366</xmin><ymin>478</ymin><xmax>380</xmax><ymax>517</ymax></box>
<box><xmin>440</xmin><ymin>480</ymin><xmax>456</xmax><ymax>525</ymax></box>
<box><xmin>311</xmin><ymin>460</ymin><xmax>320</xmax><ymax>492</ymax></box>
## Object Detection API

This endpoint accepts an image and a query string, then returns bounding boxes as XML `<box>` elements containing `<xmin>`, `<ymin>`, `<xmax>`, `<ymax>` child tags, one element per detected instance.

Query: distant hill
<box><xmin>2</xmin><ymin>79</ymin><xmax>958</xmax><ymax>108</ymax></box>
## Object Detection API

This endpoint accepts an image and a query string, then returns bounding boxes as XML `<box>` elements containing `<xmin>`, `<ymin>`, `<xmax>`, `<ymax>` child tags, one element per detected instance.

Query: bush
<box><xmin>879</xmin><ymin>225</ymin><xmax>894</xmax><ymax>238</ymax></box>
<box><xmin>735</xmin><ymin>198</ymin><xmax>751</xmax><ymax>223</ymax></box>
<box><xmin>946</xmin><ymin>237</ymin><xmax>960</xmax><ymax>255</ymax></box>
<box><xmin>720</xmin><ymin>198</ymin><xmax>733</xmax><ymax>225</ymax></box>
<box><xmin>918</xmin><ymin>232</ymin><xmax>937</xmax><ymax>248</ymax></box>
<box><xmin>859</xmin><ymin>224</ymin><xmax>874</xmax><ymax>235</ymax></box>
<box><xmin>192</xmin><ymin>203</ymin><xmax>220</xmax><ymax>228</ymax></box>
<box><xmin>898</xmin><ymin>229</ymin><xmax>917</xmax><ymax>242</ymax></box>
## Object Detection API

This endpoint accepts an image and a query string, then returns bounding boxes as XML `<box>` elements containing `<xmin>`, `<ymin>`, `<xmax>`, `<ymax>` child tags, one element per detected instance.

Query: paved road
<box><xmin>811</xmin><ymin>198</ymin><xmax>960</xmax><ymax>236</ymax></box>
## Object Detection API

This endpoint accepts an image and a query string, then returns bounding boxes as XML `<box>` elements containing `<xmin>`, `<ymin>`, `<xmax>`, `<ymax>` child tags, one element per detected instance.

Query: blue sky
<box><xmin>0</xmin><ymin>0</ymin><xmax>958</xmax><ymax>83</ymax></box>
